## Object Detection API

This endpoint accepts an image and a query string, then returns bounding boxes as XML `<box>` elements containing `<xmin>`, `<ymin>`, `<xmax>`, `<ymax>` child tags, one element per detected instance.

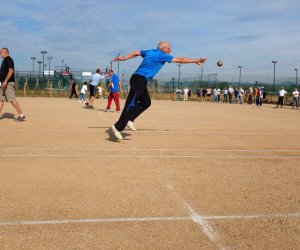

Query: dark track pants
<box><xmin>115</xmin><ymin>74</ymin><xmax>151</xmax><ymax>131</ymax></box>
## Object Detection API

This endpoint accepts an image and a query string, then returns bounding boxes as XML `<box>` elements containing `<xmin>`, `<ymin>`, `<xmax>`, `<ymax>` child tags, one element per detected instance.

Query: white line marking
<box><xmin>1</xmin><ymin>155</ymin><xmax>300</xmax><ymax>159</ymax></box>
<box><xmin>1</xmin><ymin>148</ymin><xmax>300</xmax><ymax>152</ymax></box>
<box><xmin>1</xmin><ymin>130</ymin><xmax>300</xmax><ymax>136</ymax></box>
<box><xmin>204</xmin><ymin>212</ymin><xmax>300</xmax><ymax>220</ymax></box>
<box><xmin>0</xmin><ymin>216</ymin><xmax>189</xmax><ymax>226</ymax></box>
<box><xmin>1</xmin><ymin>213</ymin><xmax>299</xmax><ymax>226</ymax></box>
<box><xmin>166</xmin><ymin>185</ymin><xmax>225</xmax><ymax>249</ymax></box>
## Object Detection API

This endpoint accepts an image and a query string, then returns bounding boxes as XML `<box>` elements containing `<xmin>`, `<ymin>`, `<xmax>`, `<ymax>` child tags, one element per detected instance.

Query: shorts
<box><xmin>89</xmin><ymin>85</ymin><xmax>95</xmax><ymax>97</ymax></box>
<box><xmin>0</xmin><ymin>82</ymin><xmax>16</xmax><ymax>102</ymax></box>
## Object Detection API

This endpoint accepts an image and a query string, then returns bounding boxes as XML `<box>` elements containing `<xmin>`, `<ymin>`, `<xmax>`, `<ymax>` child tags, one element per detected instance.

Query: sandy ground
<box><xmin>0</xmin><ymin>97</ymin><xmax>299</xmax><ymax>249</ymax></box>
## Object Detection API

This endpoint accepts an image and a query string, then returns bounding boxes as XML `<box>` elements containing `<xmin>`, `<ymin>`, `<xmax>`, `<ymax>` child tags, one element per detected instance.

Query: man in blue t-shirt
<box><xmin>104</xmin><ymin>69</ymin><xmax>122</xmax><ymax>112</ymax></box>
<box><xmin>108</xmin><ymin>41</ymin><xmax>207</xmax><ymax>141</ymax></box>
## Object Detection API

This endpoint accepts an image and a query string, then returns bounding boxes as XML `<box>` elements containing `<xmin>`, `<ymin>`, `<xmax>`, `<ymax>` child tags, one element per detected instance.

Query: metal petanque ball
<box><xmin>217</xmin><ymin>61</ymin><xmax>223</xmax><ymax>67</ymax></box>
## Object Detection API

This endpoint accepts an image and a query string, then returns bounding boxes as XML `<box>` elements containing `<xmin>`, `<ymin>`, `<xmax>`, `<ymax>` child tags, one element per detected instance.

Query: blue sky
<box><xmin>1</xmin><ymin>0</ymin><xmax>300</xmax><ymax>81</ymax></box>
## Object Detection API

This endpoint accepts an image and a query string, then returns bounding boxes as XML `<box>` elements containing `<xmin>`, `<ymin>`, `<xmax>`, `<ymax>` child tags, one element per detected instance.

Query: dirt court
<box><xmin>0</xmin><ymin>97</ymin><xmax>299</xmax><ymax>249</ymax></box>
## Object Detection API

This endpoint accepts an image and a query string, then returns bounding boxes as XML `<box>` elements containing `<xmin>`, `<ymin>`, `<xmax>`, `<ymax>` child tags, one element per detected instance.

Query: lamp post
<box><xmin>47</xmin><ymin>56</ymin><xmax>53</xmax><ymax>78</ymax></box>
<box><xmin>61</xmin><ymin>59</ymin><xmax>64</xmax><ymax>74</ymax></box>
<box><xmin>31</xmin><ymin>57</ymin><xmax>36</xmax><ymax>78</ymax></box>
<box><xmin>178</xmin><ymin>64</ymin><xmax>181</xmax><ymax>87</ymax></box>
<box><xmin>238</xmin><ymin>66</ymin><xmax>242</xmax><ymax>86</ymax></box>
<box><xmin>200</xmin><ymin>64</ymin><xmax>204</xmax><ymax>88</ymax></box>
<box><xmin>117</xmin><ymin>52</ymin><xmax>120</xmax><ymax>77</ymax></box>
<box><xmin>37</xmin><ymin>60</ymin><xmax>43</xmax><ymax>77</ymax></box>
<box><xmin>41</xmin><ymin>51</ymin><xmax>47</xmax><ymax>83</ymax></box>
<box><xmin>294</xmin><ymin>68</ymin><xmax>298</xmax><ymax>88</ymax></box>
<box><xmin>272</xmin><ymin>60</ymin><xmax>277</xmax><ymax>91</ymax></box>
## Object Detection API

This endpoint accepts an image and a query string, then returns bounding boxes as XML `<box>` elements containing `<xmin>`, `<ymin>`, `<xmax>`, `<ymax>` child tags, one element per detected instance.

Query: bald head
<box><xmin>157</xmin><ymin>41</ymin><xmax>171</xmax><ymax>54</ymax></box>
<box><xmin>0</xmin><ymin>48</ymin><xmax>9</xmax><ymax>59</ymax></box>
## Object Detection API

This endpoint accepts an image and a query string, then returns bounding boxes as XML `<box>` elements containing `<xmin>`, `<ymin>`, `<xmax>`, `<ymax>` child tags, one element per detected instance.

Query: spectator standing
<box><xmin>292</xmin><ymin>88</ymin><xmax>299</xmax><ymax>109</ymax></box>
<box><xmin>228</xmin><ymin>86</ymin><xmax>234</xmax><ymax>104</ymax></box>
<box><xmin>248</xmin><ymin>86</ymin><xmax>253</xmax><ymax>104</ymax></box>
<box><xmin>223</xmin><ymin>87</ymin><xmax>228</xmax><ymax>103</ymax></box>
<box><xmin>187</xmin><ymin>87</ymin><xmax>192</xmax><ymax>101</ymax></box>
<box><xmin>238</xmin><ymin>86</ymin><xmax>244</xmax><ymax>104</ymax></box>
<box><xmin>217</xmin><ymin>87</ymin><xmax>221</xmax><ymax>102</ymax></box>
<box><xmin>206</xmin><ymin>87</ymin><xmax>212</xmax><ymax>102</ymax></box>
<box><xmin>275</xmin><ymin>86</ymin><xmax>287</xmax><ymax>108</ymax></box>
<box><xmin>213</xmin><ymin>87</ymin><xmax>218</xmax><ymax>103</ymax></box>
<box><xmin>196</xmin><ymin>88</ymin><xmax>201</xmax><ymax>102</ymax></box>
<box><xmin>183</xmin><ymin>87</ymin><xmax>189</xmax><ymax>101</ymax></box>
<box><xmin>202</xmin><ymin>88</ymin><xmax>207</xmax><ymax>102</ymax></box>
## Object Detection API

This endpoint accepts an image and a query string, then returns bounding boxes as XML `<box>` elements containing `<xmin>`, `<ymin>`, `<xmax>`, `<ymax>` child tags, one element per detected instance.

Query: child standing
<box><xmin>79</xmin><ymin>82</ymin><xmax>88</xmax><ymax>103</ymax></box>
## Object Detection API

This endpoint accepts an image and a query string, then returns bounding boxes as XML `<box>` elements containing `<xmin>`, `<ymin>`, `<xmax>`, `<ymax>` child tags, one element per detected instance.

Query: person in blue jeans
<box><xmin>108</xmin><ymin>41</ymin><xmax>207</xmax><ymax>141</ymax></box>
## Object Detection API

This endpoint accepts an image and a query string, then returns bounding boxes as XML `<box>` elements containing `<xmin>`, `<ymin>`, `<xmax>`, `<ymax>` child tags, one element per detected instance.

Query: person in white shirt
<box><xmin>238</xmin><ymin>86</ymin><xmax>244</xmax><ymax>104</ymax></box>
<box><xmin>183</xmin><ymin>87</ymin><xmax>189</xmax><ymax>101</ymax></box>
<box><xmin>206</xmin><ymin>87</ymin><xmax>212</xmax><ymax>102</ymax></box>
<box><xmin>292</xmin><ymin>88</ymin><xmax>299</xmax><ymax>109</ymax></box>
<box><xmin>79</xmin><ymin>82</ymin><xmax>88</xmax><ymax>103</ymax></box>
<box><xmin>98</xmin><ymin>85</ymin><xmax>103</xmax><ymax>99</ymax></box>
<box><xmin>275</xmin><ymin>86</ymin><xmax>288</xmax><ymax>108</ymax></box>
<box><xmin>213</xmin><ymin>88</ymin><xmax>219</xmax><ymax>103</ymax></box>
<box><xmin>217</xmin><ymin>87</ymin><xmax>221</xmax><ymax>102</ymax></box>
<box><xmin>248</xmin><ymin>86</ymin><xmax>253</xmax><ymax>104</ymax></box>
<box><xmin>223</xmin><ymin>87</ymin><xmax>228</xmax><ymax>103</ymax></box>
<box><xmin>228</xmin><ymin>86</ymin><xmax>234</xmax><ymax>104</ymax></box>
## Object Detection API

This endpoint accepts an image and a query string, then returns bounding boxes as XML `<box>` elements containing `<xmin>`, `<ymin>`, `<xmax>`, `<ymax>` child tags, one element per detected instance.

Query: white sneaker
<box><xmin>110</xmin><ymin>125</ymin><xmax>123</xmax><ymax>140</ymax></box>
<box><xmin>127</xmin><ymin>121</ymin><xmax>137</xmax><ymax>131</ymax></box>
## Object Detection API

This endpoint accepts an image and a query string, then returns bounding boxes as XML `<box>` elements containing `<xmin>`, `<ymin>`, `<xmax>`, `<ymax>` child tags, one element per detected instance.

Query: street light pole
<box><xmin>41</xmin><ymin>51</ymin><xmax>47</xmax><ymax>83</ymax></box>
<box><xmin>200</xmin><ymin>64</ymin><xmax>203</xmax><ymax>88</ymax></box>
<box><xmin>294</xmin><ymin>68</ymin><xmax>298</xmax><ymax>88</ymax></box>
<box><xmin>37</xmin><ymin>61</ymin><xmax>42</xmax><ymax>77</ymax></box>
<box><xmin>178</xmin><ymin>64</ymin><xmax>181</xmax><ymax>87</ymax></box>
<box><xmin>272</xmin><ymin>60</ymin><xmax>277</xmax><ymax>91</ymax></box>
<box><xmin>117</xmin><ymin>52</ymin><xmax>120</xmax><ymax>77</ymax></box>
<box><xmin>47</xmin><ymin>56</ymin><xmax>53</xmax><ymax>78</ymax></box>
<box><xmin>61</xmin><ymin>59</ymin><xmax>64</xmax><ymax>74</ymax></box>
<box><xmin>238</xmin><ymin>66</ymin><xmax>242</xmax><ymax>86</ymax></box>
<box><xmin>31</xmin><ymin>57</ymin><xmax>36</xmax><ymax>78</ymax></box>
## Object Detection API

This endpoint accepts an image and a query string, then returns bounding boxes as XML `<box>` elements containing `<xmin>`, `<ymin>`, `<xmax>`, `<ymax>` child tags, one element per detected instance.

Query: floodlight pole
<box><xmin>37</xmin><ymin>61</ymin><xmax>42</xmax><ymax>77</ymax></box>
<box><xmin>272</xmin><ymin>60</ymin><xmax>277</xmax><ymax>91</ymax></box>
<box><xmin>31</xmin><ymin>57</ymin><xmax>36</xmax><ymax>78</ymax></box>
<box><xmin>295</xmin><ymin>68</ymin><xmax>298</xmax><ymax>88</ymax></box>
<box><xmin>178</xmin><ymin>64</ymin><xmax>181</xmax><ymax>87</ymax></box>
<box><xmin>238</xmin><ymin>66</ymin><xmax>242</xmax><ymax>86</ymax></box>
<box><xmin>47</xmin><ymin>56</ymin><xmax>53</xmax><ymax>78</ymax></box>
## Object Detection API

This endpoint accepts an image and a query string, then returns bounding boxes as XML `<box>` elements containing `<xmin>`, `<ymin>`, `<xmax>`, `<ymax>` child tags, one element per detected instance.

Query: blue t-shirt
<box><xmin>134</xmin><ymin>49</ymin><xmax>174</xmax><ymax>80</ymax></box>
<box><xmin>109</xmin><ymin>74</ymin><xmax>119</xmax><ymax>93</ymax></box>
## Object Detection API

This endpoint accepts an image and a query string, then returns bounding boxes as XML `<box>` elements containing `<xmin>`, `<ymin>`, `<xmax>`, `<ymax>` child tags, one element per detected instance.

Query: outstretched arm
<box><xmin>172</xmin><ymin>57</ymin><xmax>207</xmax><ymax>65</ymax></box>
<box><xmin>112</xmin><ymin>51</ymin><xmax>141</xmax><ymax>62</ymax></box>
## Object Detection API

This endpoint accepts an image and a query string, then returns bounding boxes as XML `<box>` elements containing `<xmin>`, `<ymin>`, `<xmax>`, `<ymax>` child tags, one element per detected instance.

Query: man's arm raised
<box><xmin>112</xmin><ymin>51</ymin><xmax>141</xmax><ymax>62</ymax></box>
<box><xmin>172</xmin><ymin>57</ymin><xmax>207</xmax><ymax>65</ymax></box>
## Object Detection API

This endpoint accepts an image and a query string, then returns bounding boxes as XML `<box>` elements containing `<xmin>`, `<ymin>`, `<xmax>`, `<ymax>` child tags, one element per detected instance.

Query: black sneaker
<box><xmin>17</xmin><ymin>115</ymin><xmax>26</xmax><ymax>121</ymax></box>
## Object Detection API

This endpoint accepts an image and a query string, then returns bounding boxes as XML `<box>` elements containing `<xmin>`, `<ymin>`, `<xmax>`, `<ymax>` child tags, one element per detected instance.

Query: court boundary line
<box><xmin>1</xmin><ymin>155</ymin><xmax>300</xmax><ymax>159</ymax></box>
<box><xmin>2</xmin><ymin>129</ymin><xmax>300</xmax><ymax>136</ymax></box>
<box><xmin>0</xmin><ymin>212</ymin><xmax>299</xmax><ymax>226</ymax></box>
<box><xmin>1</xmin><ymin>148</ymin><xmax>300</xmax><ymax>152</ymax></box>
